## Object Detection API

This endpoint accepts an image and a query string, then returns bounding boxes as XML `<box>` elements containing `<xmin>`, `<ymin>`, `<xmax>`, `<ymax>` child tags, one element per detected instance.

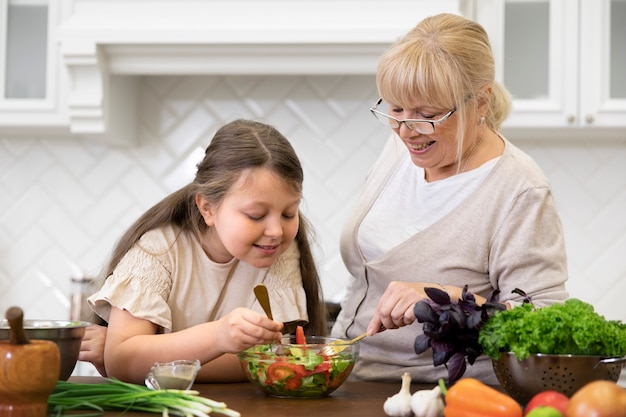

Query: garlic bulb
<box><xmin>410</xmin><ymin>385</ymin><xmax>444</xmax><ymax>417</ymax></box>
<box><xmin>383</xmin><ymin>372</ymin><xmax>413</xmax><ymax>417</ymax></box>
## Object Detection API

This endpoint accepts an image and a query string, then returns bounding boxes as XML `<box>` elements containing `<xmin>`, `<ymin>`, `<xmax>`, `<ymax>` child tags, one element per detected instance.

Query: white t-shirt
<box><xmin>358</xmin><ymin>153</ymin><xmax>500</xmax><ymax>262</ymax></box>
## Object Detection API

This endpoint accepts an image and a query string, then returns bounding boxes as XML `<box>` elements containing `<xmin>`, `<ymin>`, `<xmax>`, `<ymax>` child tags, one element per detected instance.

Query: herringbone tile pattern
<box><xmin>1</xmin><ymin>75</ymin><xmax>625</xmax><ymax>332</ymax></box>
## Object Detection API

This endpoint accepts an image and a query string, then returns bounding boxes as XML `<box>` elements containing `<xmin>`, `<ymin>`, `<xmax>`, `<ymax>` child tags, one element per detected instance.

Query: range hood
<box><xmin>57</xmin><ymin>0</ymin><xmax>464</xmax><ymax>144</ymax></box>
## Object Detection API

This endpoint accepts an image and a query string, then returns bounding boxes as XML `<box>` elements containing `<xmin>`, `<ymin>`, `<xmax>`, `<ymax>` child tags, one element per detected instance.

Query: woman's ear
<box><xmin>478</xmin><ymin>85</ymin><xmax>493</xmax><ymax>114</ymax></box>
<box><xmin>196</xmin><ymin>194</ymin><xmax>216</xmax><ymax>227</ymax></box>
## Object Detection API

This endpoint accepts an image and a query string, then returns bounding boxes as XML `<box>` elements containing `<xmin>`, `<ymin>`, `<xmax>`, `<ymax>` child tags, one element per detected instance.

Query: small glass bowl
<box><xmin>145</xmin><ymin>359</ymin><xmax>201</xmax><ymax>390</ymax></box>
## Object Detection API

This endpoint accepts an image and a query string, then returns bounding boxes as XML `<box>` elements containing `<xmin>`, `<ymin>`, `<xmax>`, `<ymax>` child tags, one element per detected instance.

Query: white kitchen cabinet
<box><xmin>1</xmin><ymin>0</ymin><xmax>466</xmax><ymax>144</ymax></box>
<box><xmin>3</xmin><ymin>0</ymin><xmax>47</xmax><ymax>99</ymax></box>
<box><xmin>0</xmin><ymin>0</ymin><xmax>71</xmax><ymax>135</ymax></box>
<box><xmin>476</xmin><ymin>0</ymin><xmax>626</xmax><ymax>140</ymax></box>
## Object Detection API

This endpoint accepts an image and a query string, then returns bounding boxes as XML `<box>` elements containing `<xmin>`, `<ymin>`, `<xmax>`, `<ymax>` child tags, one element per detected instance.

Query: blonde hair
<box><xmin>376</xmin><ymin>13</ymin><xmax>511</xmax><ymax>157</ymax></box>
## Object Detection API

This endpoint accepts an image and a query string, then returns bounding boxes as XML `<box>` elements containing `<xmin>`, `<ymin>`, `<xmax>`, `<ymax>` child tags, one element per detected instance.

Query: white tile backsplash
<box><xmin>1</xmin><ymin>75</ymin><xmax>625</xmax><ymax>335</ymax></box>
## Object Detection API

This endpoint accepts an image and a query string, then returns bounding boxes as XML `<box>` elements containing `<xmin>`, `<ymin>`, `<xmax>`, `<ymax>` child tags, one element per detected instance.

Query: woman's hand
<box><xmin>367</xmin><ymin>281</ymin><xmax>433</xmax><ymax>335</ymax></box>
<box><xmin>366</xmin><ymin>282</ymin><xmax>492</xmax><ymax>335</ymax></box>
<box><xmin>79</xmin><ymin>324</ymin><xmax>108</xmax><ymax>376</ymax></box>
<box><xmin>214</xmin><ymin>307</ymin><xmax>283</xmax><ymax>353</ymax></box>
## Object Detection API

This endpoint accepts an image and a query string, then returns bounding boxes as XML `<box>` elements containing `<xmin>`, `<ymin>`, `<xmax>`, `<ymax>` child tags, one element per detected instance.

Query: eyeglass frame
<box><xmin>369</xmin><ymin>98</ymin><xmax>457</xmax><ymax>134</ymax></box>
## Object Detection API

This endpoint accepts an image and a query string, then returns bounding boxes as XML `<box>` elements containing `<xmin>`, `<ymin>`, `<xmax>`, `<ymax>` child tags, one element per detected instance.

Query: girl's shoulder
<box><xmin>137</xmin><ymin>224</ymin><xmax>192</xmax><ymax>254</ymax></box>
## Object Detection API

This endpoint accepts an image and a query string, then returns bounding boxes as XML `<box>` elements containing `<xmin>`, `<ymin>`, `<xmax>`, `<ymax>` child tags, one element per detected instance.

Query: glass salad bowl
<box><xmin>238</xmin><ymin>335</ymin><xmax>359</xmax><ymax>398</ymax></box>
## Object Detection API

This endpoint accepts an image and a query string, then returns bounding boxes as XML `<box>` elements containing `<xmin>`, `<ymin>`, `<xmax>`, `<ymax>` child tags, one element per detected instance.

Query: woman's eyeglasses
<box><xmin>369</xmin><ymin>98</ymin><xmax>456</xmax><ymax>134</ymax></box>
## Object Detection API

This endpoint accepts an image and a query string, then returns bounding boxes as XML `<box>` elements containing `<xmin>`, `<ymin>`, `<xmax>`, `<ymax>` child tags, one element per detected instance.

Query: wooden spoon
<box><xmin>254</xmin><ymin>284</ymin><xmax>274</xmax><ymax>320</ymax></box>
<box><xmin>6</xmin><ymin>306</ymin><xmax>30</xmax><ymax>345</ymax></box>
<box><xmin>254</xmin><ymin>284</ymin><xmax>285</xmax><ymax>353</ymax></box>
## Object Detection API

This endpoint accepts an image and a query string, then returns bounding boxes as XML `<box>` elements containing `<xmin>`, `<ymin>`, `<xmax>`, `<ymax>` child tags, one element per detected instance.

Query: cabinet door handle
<box><xmin>567</xmin><ymin>115</ymin><xmax>576</xmax><ymax>124</ymax></box>
<box><xmin>585</xmin><ymin>115</ymin><xmax>594</xmax><ymax>124</ymax></box>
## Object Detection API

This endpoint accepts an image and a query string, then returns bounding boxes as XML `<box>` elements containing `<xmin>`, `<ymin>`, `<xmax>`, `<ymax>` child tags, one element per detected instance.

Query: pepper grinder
<box><xmin>70</xmin><ymin>276</ymin><xmax>94</xmax><ymax>321</ymax></box>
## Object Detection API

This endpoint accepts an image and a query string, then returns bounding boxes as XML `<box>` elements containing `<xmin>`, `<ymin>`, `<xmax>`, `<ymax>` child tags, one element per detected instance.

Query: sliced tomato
<box><xmin>295</xmin><ymin>325</ymin><xmax>306</xmax><ymax>344</ymax></box>
<box><xmin>284</xmin><ymin>376</ymin><xmax>303</xmax><ymax>390</ymax></box>
<box><xmin>266</xmin><ymin>362</ymin><xmax>306</xmax><ymax>385</ymax></box>
<box><xmin>313</xmin><ymin>362</ymin><xmax>332</xmax><ymax>373</ymax></box>
<box><xmin>312</xmin><ymin>362</ymin><xmax>333</xmax><ymax>385</ymax></box>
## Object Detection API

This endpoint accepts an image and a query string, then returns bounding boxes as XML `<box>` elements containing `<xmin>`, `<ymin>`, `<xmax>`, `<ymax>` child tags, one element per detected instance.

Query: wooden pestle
<box><xmin>5</xmin><ymin>306</ymin><xmax>30</xmax><ymax>345</ymax></box>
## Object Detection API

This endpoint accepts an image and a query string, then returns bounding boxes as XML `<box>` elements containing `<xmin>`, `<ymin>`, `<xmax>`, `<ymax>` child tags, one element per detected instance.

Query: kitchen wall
<box><xmin>1</xmin><ymin>75</ymin><xmax>625</xmax><ymax>366</ymax></box>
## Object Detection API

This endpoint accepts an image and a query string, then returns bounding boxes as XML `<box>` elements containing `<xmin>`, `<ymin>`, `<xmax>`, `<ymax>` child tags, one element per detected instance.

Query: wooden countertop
<box><xmin>67</xmin><ymin>376</ymin><xmax>435</xmax><ymax>417</ymax></box>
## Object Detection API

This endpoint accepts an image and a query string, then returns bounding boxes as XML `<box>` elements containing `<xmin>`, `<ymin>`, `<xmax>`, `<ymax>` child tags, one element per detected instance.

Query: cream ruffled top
<box><xmin>88</xmin><ymin>225</ymin><xmax>308</xmax><ymax>332</ymax></box>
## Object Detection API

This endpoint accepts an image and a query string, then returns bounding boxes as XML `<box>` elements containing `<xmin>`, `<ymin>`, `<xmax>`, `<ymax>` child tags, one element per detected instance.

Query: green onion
<box><xmin>48</xmin><ymin>379</ymin><xmax>241</xmax><ymax>417</ymax></box>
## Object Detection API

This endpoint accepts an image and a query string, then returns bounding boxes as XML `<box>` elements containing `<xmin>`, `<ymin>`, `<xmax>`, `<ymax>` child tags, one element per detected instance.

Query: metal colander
<box><xmin>492</xmin><ymin>352</ymin><xmax>626</xmax><ymax>404</ymax></box>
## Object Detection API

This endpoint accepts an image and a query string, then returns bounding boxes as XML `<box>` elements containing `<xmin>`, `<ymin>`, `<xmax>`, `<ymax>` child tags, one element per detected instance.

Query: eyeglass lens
<box><xmin>373</xmin><ymin>112</ymin><xmax>434</xmax><ymax>134</ymax></box>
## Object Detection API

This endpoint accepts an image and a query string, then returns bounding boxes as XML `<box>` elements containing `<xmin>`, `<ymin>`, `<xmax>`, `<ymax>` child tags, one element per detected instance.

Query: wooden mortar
<box><xmin>0</xmin><ymin>306</ymin><xmax>60</xmax><ymax>417</ymax></box>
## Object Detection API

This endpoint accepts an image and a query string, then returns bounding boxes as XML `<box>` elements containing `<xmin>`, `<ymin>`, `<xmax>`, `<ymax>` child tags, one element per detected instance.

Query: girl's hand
<box><xmin>214</xmin><ymin>307</ymin><xmax>283</xmax><ymax>353</ymax></box>
<box><xmin>367</xmin><ymin>281</ymin><xmax>430</xmax><ymax>335</ymax></box>
<box><xmin>79</xmin><ymin>324</ymin><xmax>108</xmax><ymax>376</ymax></box>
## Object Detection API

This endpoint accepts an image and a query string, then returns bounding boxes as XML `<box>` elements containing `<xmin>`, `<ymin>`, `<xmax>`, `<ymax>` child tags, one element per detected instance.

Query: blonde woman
<box><xmin>332</xmin><ymin>14</ymin><xmax>568</xmax><ymax>384</ymax></box>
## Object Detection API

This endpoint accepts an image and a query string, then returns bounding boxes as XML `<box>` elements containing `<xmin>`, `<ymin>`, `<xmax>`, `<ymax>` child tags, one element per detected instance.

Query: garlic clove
<box><xmin>411</xmin><ymin>385</ymin><xmax>444</xmax><ymax>417</ymax></box>
<box><xmin>383</xmin><ymin>372</ymin><xmax>413</xmax><ymax>417</ymax></box>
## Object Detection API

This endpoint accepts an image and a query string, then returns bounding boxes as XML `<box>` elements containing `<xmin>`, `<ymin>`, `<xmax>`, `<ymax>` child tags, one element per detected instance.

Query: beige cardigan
<box><xmin>332</xmin><ymin>134</ymin><xmax>569</xmax><ymax>384</ymax></box>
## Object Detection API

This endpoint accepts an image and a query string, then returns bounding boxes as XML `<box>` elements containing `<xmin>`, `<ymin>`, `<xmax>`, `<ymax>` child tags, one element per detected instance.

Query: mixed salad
<box><xmin>239</xmin><ymin>326</ymin><xmax>356</xmax><ymax>398</ymax></box>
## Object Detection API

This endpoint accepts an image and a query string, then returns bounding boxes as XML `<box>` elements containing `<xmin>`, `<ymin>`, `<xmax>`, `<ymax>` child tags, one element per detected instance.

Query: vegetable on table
<box><xmin>47</xmin><ymin>378</ymin><xmax>241</xmax><ymax>417</ymax></box>
<box><xmin>442</xmin><ymin>378</ymin><xmax>523</xmax><ymax>417</ymax></box>
<box><xmin>383</xmin><ymin>373</ymin><xmax>445</xmax><ymax>417</ymax></box>
<box><xmin>524</xmin><ymin>390</ymin><xmax>569</xmax><ymax>416</ymax></box>
<box><xmin>565</xmin><ymin>380</ymin><xmax>626</xmax><ymax>417</ymax></box>
<box><xmin>411</xmin><ymin>384</ymin><xmax>444</xmax><ymax>417</ymax></box>
<box><xmin>525</xmin><ymin>406</ymin><xmax>563</xmax><ymax>417</ymax></box>
<box><xmin>383</xmin><ymin>372</ymin><xmax>413</xmax><ymax>417</ymax></box>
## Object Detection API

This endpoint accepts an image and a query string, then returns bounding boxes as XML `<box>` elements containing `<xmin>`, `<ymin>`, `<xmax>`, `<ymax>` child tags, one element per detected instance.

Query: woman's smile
<box><xmin>407</xmin><ymin>141</ymin><xmax>435</xmax><ymax>153</ymax></box>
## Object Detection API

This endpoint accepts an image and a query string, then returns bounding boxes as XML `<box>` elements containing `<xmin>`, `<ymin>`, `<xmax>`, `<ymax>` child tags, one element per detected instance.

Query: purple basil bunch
<box><xmin>413</xmin><ymin>285</ymin><xmax>507</xmax><ymax>384</ymax></box>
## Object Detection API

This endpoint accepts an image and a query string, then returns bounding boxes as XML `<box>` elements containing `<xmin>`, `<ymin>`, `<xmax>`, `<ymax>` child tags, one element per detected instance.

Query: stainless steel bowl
<box><xmin>492</xmin><ymin>352</ymin><xmax>626</xmax><ymax>404</ymax></box>
<box><xmin>0</xmin><ymin>319</ymin><xmax>91</xmax><ymax>381</ymax></box>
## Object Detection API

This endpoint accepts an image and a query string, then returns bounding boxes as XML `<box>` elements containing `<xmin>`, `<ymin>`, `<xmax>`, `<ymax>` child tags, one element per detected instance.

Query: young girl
<box><xmin>86</xmin><ymin>119</ymin><xmax>326</xmax><ymax>384</ymax></box>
